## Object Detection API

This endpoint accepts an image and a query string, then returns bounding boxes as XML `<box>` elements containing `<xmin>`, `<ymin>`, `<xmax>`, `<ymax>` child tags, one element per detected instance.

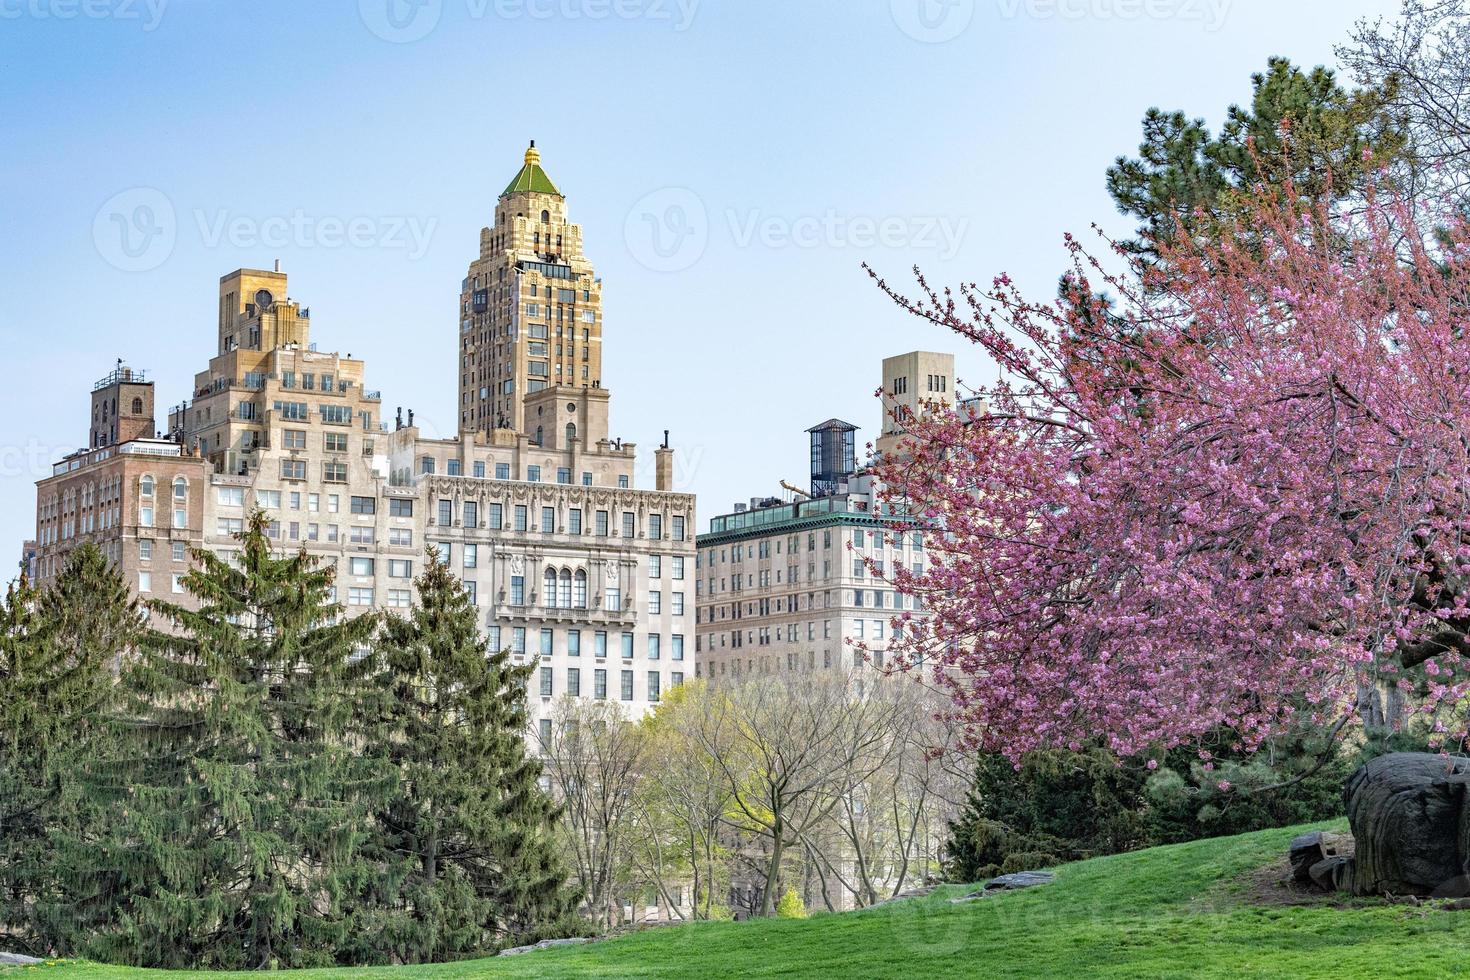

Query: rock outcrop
<box><xmin>1344</xmin><ymin>751</ymin><xmax>1470</xmax><ymax>897</ymax></box>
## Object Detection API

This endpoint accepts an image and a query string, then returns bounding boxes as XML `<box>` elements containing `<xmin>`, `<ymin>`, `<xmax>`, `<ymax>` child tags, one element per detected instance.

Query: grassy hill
<box><xmin>14</xmin><ymin>822</ymin><xmax>1470</xmax><ymax>979</ymax></box>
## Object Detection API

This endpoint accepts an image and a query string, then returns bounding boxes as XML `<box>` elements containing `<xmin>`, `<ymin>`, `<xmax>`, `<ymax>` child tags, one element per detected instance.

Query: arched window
<box><xmin>173</xmin><ymin>477</ymin><xmax>187</xmax><ymax>500</ymax></box>
<box><xmin>541</xmin><ymin>209</ymin><xmax>550</xmax><ymax>223</ymax></box>
<box><xmin>559</xmin><ymin>569</ymin><xmax>572</xmax><ymax>608</ymax></box>
<box><xmin>131</xmin><ymin>397</ymin><xmax>143</xmax><ymax>415</ymax></box>
<box><xmin>139</xmin><ymin>475</ymin><xmax>154</xmax><ymax>497</ymax></box>
<box><xmin>535</xmin><ymin>426</ymin><xmax>544</xmax><ymax>447</ymax></box>
<box><xmin>574</xmin><ymin>569</ymin><xmax>587</xmax><ymax>608</ymax></box>
<box><xmin>565</xmin><ymin>422</ymin><xmax>577</xmax><ymax>444</ymax></box>
<box><xmin>544</xmin><ymin>568</ymin><xmax>559</xmax><ymax>608</ymax></box>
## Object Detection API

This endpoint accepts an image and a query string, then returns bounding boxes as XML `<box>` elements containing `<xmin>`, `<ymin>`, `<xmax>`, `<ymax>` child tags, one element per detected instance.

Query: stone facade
<box><xmin>458</xmin><ymin>142</ymin><xmax>604</xmax><ymax>437</ymax></box>
<box><xmin>29</xmin><ymin>144</ymin><xmax>692</xmax><ymax>732</ymax></box>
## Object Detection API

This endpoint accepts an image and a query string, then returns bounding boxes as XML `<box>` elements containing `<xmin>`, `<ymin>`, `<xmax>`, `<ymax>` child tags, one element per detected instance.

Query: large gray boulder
<box><xmin>1344</xmin><ymin>751</ymin><xmax>1470</xmax><ymax>897</ymax></box>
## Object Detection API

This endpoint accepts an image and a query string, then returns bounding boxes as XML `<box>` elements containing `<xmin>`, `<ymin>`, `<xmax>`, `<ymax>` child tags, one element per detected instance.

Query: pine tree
<box><xmin>1106</xmin><ymin>57</ymin><xmax>1407</xmax><ymax>262</ymax></box>
<box><xmin>62</xmin><ymin>513</ymin><xmax>389</xmax><ymax>968</ymax></box>
<box><xmin>364</xmin><ymin>548</ymin><xmax>576</xmax><ymax>962</ymax></box>
<box><xmin>1</xmin><ymin>546</ymin><xmax>132</xmax><ymax>956</ymax></box>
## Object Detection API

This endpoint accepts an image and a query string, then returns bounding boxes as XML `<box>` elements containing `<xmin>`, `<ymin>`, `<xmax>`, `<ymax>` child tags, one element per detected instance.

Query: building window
<box><xmin>387</xmin><ymin>589</ymin><xmax>411</xmax><ymax>608</ymax></box>
<box><xmin>511</xmin><ymin>575</ymin><xmax>525</xmax><ymax>605</ymax></box>
<box><xmin>173</xmin><ymin>508</ymin><xmax>186</xmax><ymax>529</ymax></box>
<box><xmin>622</xmin><ymin>512</ymin><xmax>635</xmax><ymax>538</ymax></box>
<box><xmin>649</xmin><ymin>515</ymin><xmax>662</xmax><ymax>540</ymax></box>
<box><xmin>489</xmin><ymin>502</ymin><xmax>503</xmax><ymax>529</ymax></box>
<box><xmin>647</xmin><ymin>671</ymin><xmax>660</xmax><ymax>703</ymax></box>
<box><xmin>574</xmin><ymin>569</ymin><xmax>587</xmax><ymax>608</ymax></box>
<box><xmin>672</xmin><ymin>556</ymin><xmax>685</xmax><ymax>580</ymax></box>
<box><xmin>348</xmin><ymin>588</ymin><xmax>374</xmax><ymax>607</ymax></box>
<box><xmin>350</xmin><ymin>496</ymin><xmax>376</xmax><ymax>515</ymax></box>
<box><xmin>567</xmin><ymin>667</ymin><xmax>581</xmax><ymax>696</ymax></box>
<box><xmin>539</xmin><ymin>666</ymin><xmax>553</xmax><ymax>696</ymax></box>
<box><xmin>621</xmin><ymin>632</ymin><xmax>634</xmax><ymax>660</ymax></box>
<box><xmin>595</xmin><ymin>510</ymin><xmax>609</xmax><ymax>536</ymax></box>
<box><xmin>514</xmin><ymin>505</ymin><xmax>528</xmax><ymax>531</ymax></box>
<box><xmin>560</xmin><ymin>569</ymin><xmax>573</xmax><ymax>608</ymax></box>
<box><xmin>672</xmin><ymin>634</ymin><xmax>684</xmax><ymax>661</ymax></box>
<box><xmin>594</xmin><ymin>668</ymin><xmax>607</xmax><ymax>699</ymax></box>
<box><xmin>544</xmin><ymin>568</ymin><xmax>559</xmax><ymax>608</ymax></box>
<box><xmin>541</xmin><ymin>507</ymin><xmax>555</xmax><ymax>533</ymax></box>
<box><xmin>647</xmin><ymin>634</ymin><xmax>660</xmax><ymax>660</ymax></box>
<box><xmin>672</xmin><ymin>592</ymin><xmax>685</xmax><ymax>615</ymax></box>
<box><xmin>350</xmin><ymin>557</ymin><xmax>375</xmax><ymax>576</ymax></box>
<box><xmin>568</xmin><ymin>629</ymin><xmax>581</xmax><ymax>657</ymax></box>
<box><xmin>389</xmin><ymin>559</ymin><xmax>413</xmax><ymax>578</ymax></box>
<box><xmin>540</xmin><ymin>630</ymin><xmax>554</xmax><ymax>657</ymax></box>
<box><xmin>138</xmin><ymin>571</ymin><xmax>151</xmax><ymax>592</ymax></box>
<box><xmin>283</xmin><ymin>429</ymin><xmax>307</xmax><ymax>449</ymax></box>
<box><xmin>322</xmin><ymin>461</ymin><xmax>347</xmax><ymax>483</ymax></box>
<box><xmin>437</xmin><ymin>499</ymin><xmax>452</xmax><ymax>526</ymax></box>
<box><xmin>528</xmin><ymin>465</ymin><xmax>541</xmax><ymax>482</ymax></box>
<box><xmin>569</xmin><ymin>508</ymin><xmax>582</xmax><ymax>535</ymax></box>
<box><xmin>511</xmin><ymin>627</ymin><xmax>526</xmax><ymax>654</ymax></box>
<box><xmin>496</xmin><ymin>462</ymin><xmax>510</xmax><ymax>480</ymax></box>
<box><xmin>325</xmin><ymin>433</ymin><xmax>348</xmax><ymax>453</ymax></box>
<box><xmin>464</xmin><ymin>501</ymin><xmax>478</xmax><ymax>527</ymax></box>
<box><xmin>621</xmin><ymin>670</ymin><xmax>634</xmax><ymax>701</ymax></box>
<box><xmin>389</xmin><ymin>498</ymin><xmax>414</xmax><ymax>517</ymax></box>
<box><xmin>463</xmin><ymin>544</ymin><xmax>477</xmax><ymax>569</ymax></box>
<box><xmin>139</xmin><ymin>476</ymin><xmax>154</xmax><ymax>497</ymax></box>
<box><xmin>649</xmin><ymin>591</ymin><xmax>662</xmax><ymax>615</ymax></box>
<box><xmin>673</xmin><ymin>516</ymin><xmax>685</xmax><ymax>541</ymax></box>
<box><xmin>649</xmin><ymin>555</ymin><xmax>662</xmax><ymax>578</ymax></box>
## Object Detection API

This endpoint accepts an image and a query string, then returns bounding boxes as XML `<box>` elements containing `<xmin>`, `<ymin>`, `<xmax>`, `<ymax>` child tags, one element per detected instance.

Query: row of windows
<box><xmin>487</xmin><ymin>625</ymin><xmax>686</xmax><ymax>662</ymax></box>
<box><xmin>700</xmin><ymin>528</ymin><xmax>922</xmax><ymax>568</ymax></box>
<box><xmin>433</xmin><ymin>499</ymin><xmax>685</xmax><ymax>541</ymax></box>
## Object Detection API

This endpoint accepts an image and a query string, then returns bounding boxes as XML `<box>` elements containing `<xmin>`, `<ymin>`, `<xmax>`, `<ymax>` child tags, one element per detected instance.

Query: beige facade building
<box><xmin>30</xmin><ymin>143</ymin><xmax>690</xmax><ymax>734</ymax></box>
<box><xmin>875</xmin><ymin>350</ymin><xmax>955</xmax><ymax>459</ymax></box>
<box><xmin>458</xmin><ymin>141</ymin><xmax>604</xmax><ymax>437</ymax></box>
<box><xmin>696</xmin><ymin>351</ymin><xmax>953</xmax><ymax>684</ymax></box>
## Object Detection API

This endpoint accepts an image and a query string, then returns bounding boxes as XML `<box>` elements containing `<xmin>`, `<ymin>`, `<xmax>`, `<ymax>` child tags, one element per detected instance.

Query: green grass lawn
<box><xmin>13</xmin><ymin>822</ymin><xmax>1470</xmax><ymax>979</ymax></box>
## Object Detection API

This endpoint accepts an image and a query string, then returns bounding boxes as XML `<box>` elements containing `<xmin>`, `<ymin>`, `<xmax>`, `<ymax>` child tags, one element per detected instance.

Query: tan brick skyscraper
<box><xmin>457</xmin><ymin>141</ymin><xmax>604</xmax><ymax>438</ymax></box>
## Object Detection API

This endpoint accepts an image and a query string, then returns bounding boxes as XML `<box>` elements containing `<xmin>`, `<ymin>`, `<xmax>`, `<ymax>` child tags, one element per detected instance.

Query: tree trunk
<box><xmin>760</xmin><ymin>819</ymin><xmax>785</xmax><ymax>917</ymax></box>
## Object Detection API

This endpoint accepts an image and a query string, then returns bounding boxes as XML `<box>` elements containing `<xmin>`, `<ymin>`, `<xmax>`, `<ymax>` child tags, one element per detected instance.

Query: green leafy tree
<box><xmin>1106</xmin><ymin>56</ymin><xmax>1406</xmax><ymax>261</ymax></box>
<box><xmin>363</xmin><ymin>549</ymin><xmax>575</xmax><ymax>962</ymax></box>
<box><xmin>57</xmin><ymin>514</ymin><xmax>387</xmax><ymax>968</ymax></box>
<box><xmin>1</xmin><ymin>547</ymin><xmax>133</xmax><ymax>955</ymax></box>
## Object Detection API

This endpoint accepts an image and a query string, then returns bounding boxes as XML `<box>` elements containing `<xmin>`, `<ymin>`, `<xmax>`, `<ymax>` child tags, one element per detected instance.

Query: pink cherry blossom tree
<box><xmin>868</xmin><ymin>182</ymin><xmax>1470</xmax><ymax>762</ymax></box>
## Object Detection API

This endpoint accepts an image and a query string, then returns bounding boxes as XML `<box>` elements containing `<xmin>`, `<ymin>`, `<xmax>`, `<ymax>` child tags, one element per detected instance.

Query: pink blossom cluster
<box><xmin>868</xmin><ymin>186</ymin><xmax>1470</xmax><ymax>760</ymax></box>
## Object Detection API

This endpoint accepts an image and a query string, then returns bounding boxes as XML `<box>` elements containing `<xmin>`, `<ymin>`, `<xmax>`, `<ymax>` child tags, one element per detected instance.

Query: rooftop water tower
<box><xmin>807</xmin><ymin>418</ymin><xmax>857</xmax><ymax>498</ymax></box>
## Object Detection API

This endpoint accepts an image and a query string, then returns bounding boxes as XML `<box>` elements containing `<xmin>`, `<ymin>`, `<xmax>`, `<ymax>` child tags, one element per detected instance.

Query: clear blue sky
<box><xmin>0</xmin><ymin>0</ymin><xmax>1398</xmax><ymax>563</ymax></box>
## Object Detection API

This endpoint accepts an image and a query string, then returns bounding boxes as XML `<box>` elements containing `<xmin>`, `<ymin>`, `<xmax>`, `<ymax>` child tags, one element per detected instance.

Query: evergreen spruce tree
<box><xmin>63</xmin><ymin>514</ymin><xmax>389</xmax><ymax>968</ymax></box>
<box><xmin>364</xmin><ymin>548</ymin><xmax>575</xmax><ymax>962</ymax></box>
<box><xmin>1</xmin><ymin>546</ymin><xmax>132</xmax><ymax>955</ymax></box>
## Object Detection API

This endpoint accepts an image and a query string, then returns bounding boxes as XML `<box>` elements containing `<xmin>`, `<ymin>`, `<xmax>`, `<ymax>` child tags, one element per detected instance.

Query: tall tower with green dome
<box><xmin>456</xmin><ymin>141</ymin><xmax>605</xmax><ymax>437</ymax></box>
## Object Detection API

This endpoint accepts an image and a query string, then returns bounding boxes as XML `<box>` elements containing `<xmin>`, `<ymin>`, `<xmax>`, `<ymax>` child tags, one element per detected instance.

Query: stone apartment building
<box><xmin>694</xmin><ymin>352</ymin><xmax>956</xmax><ymax>682</ymax></box>
<box><xmin>29</xmin><ymin>144</ymin><xmax>693</xmax><ymax>732</ymax></box>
